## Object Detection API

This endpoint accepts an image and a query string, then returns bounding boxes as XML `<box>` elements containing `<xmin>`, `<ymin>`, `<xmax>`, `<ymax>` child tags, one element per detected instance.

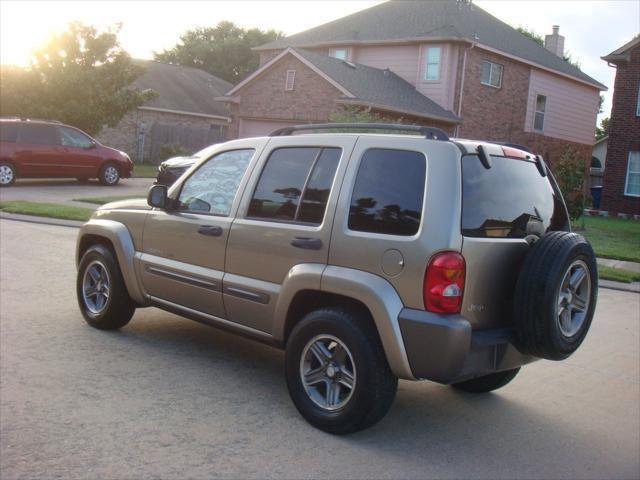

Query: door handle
<box><xmin>197</xmin><ymin>225</ymin><xmax>223</xmax><ymax>237</ymax></box>
<box><xmin>290</xmin><ymin>237</ymin><xmax>322</xmax><ymax>250</ymax></box>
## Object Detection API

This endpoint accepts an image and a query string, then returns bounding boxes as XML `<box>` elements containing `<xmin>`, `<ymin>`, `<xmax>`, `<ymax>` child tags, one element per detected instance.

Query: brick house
<box><xmin>600</xmin><ymin>37</ymin><xmax>640</xmax><ymax>216</ymax></box>
<box><xmin>97</xmin><ymin>60</ymin><xmax>232</xmax><ymax>163</ymax></box>
<box><xmin>219</xmin><ymin>0</ymin><xmax>605</xmax><ymax>168</ymax></box>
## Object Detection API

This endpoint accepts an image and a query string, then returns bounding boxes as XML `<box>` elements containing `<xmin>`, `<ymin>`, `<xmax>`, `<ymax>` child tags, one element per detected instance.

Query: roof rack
<box><xmin>269</xmin><ymin>123</ymin><xmax>450</xmax><ymax>141</ymax></box>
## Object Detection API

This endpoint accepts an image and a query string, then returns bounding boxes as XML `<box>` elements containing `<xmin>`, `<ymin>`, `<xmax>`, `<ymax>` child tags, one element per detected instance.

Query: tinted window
<box><xmin>348</xmin><ymin>149</ymin><xmax>426</xmax><ymax>236</ymax></box>
<box><xmin>18</xmin><ymin>124</ymin><xmax>58</xmax><ymax>145</ymax></box>
<box><xmin>59</xmin><ymin>126</ymin><xmax>93</xmax><ymax>148</ymax></box>
<box><xmin>0</xmin><ymin>123</ymin><xmax>19</xmax><ymax>142</ymax></box>
<box><xmin>462</xmin><ymin>155</ymin><xmax>568</xmax><ymax>238</ymax></box>
<box><xmin>178</xmin><ymin>149</ymin><xmax>254</xmax><ymax>215</ymax></box>
<box><xmin>248</xmin><ymin>147</ymin><xmax>341</xmax><ymax>224</ymax></box>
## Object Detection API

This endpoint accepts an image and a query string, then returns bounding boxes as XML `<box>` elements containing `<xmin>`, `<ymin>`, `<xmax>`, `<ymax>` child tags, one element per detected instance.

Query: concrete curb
<box><xmin>0</xmin><ymin>212</ymin><xmax>84</xmax><ymax>228</ymax></box>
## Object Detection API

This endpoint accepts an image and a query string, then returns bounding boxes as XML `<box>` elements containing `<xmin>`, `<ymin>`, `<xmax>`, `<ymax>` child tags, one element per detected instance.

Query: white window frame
<box><xmin>534</xmin><ymin>94</ymin><xmax>547</xmax><ymax>132</ymax></box>
<box><xmin>481</xmin><ymin>60</ymin><xmax>503</xmax><ymax>88</ymax></box>
<box><xmin>636</xmin><ymin>83</ymin><xmax>640</xmax><ymax>117</ymax></box>
<box><xmin>624</xmin><ymin>151</ymin><xmax>640</xmax><ymax>197</ymax></box>
<box><xmin>285</xmin><ymin>70</ymin><xmax>296</xmax><ymax>91</ymax></box>
<box><xmin>330</xmin><ymin>48</ymin><xmax>348</xmax><ymax>60</ymax></box>
<box><xmin>423</xmin><ymin>47</ymin><xmax>441</xmax><ymax>81</ymax></box>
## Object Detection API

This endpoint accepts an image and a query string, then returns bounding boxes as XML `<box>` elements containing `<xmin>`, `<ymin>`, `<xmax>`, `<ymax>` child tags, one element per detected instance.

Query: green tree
<box><xmin>554</xmin><ymin>146</ymin><xmax>587</xmax><ymax>220</ymax></box>
<box><xmin>595</xmin><ymin>117</ymin><xmax>610</xmax><ymax>140</ymax></box>
<box><xmin>0</xmin><ymin>22</ymin><xmax>154</xmax><ymax>135</ymax></box>
<box><xmin>155</xmin><ymin>21</ymin><xmax>283</xmax><ymax>83</ymax></box>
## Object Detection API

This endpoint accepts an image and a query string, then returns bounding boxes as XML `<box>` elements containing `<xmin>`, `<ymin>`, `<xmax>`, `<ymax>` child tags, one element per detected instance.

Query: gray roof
<box><xmin>602</xmin><ymin>36</ymin><xmax>640</xmax><ymax>63</ymax></box>
<box><xmin>133</xmin><ymin>60</ymin><xmax>233</xmax><ymax>118</ymax></box>
<box><xmin>293</xmin><ymin>48</ymin><xmax>459</xmax><ymax>122</ymax></box>
<box><xmin>258</xmin><ymin>0</ymin><xmax>605</xmax><ymax>89</ymax></box>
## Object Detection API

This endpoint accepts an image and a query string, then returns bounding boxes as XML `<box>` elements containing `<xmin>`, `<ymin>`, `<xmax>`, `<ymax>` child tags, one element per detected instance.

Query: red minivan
<box><xmin>0</xmin><ymin>119</ymin><xmax>133</xmax><ymax>187</ymax></box>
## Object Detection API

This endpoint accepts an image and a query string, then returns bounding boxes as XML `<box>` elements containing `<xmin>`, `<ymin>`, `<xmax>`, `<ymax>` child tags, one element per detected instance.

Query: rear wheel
<box><xmin>451</xmin><ymin>368</ymin><xmax>520</xmax><ymax>393</ymax></box>
<box><xmin>99</xmin><ymin>163</ymin><xmax>120</xmax><ymax>186</ymax></box>
<box><xmin>285</xmin><ymin>307</ymin><xmax>397</xmax><ymax>434</ymax></box>
<box><xmin>0</xmin><ymin>162</ymin><xmax>16</xmax><ymax>187</ymax></box>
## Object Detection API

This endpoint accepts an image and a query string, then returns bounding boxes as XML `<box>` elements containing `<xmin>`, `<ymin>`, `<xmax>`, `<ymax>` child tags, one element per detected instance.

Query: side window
<box><xmin>534</xmin><ymin>94</ymin><xmax>547</xmax><ymax>131</ymax></box>
<box><xmin>59</xmin><ymin>126</ymin><xmax>93</xmax><ymax>148</ymax></box>
<box><xmin>424</xmin><ymin>47</ymin><xmax>441</xmax><ymax>81</ymax></box>
<box><xmin>481</xmin><ymin>60</ymin><xmax>503</xmax><ymax>88</ymax></box>
<box><xmin>348</xmin><ymin>149</ymin><xmax>426</xmax><ymax>236</ymax></box>
<box><xmin>18</xmin><ymin>124</ymin><xmax>58</xmax><ymax>145</ymax></box>
<box><xmin>178</xmin><ymin>149</ymin><xmax>254</xmax><ymax>215</ymax></box>
<box><xmin>0</xmin><ymin>123</ymin><xmax>19</xmax><ymax>142</ymax></box>
<box><xmin>248</xmin><ymin>147</ymin><xmax>341</xmax><ymax>224</ymax></box>
<box><xmin>330</xmin><ymin>48</ymin><xmax>348</xmax><ymax>60</ymax></box>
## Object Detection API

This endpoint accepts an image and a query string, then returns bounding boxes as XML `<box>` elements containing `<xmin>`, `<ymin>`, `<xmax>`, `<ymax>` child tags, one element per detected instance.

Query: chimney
<box><xmin>544</xmin><ymin>25</ymin><xmax>565</xmax><ymax>57</ymax></box>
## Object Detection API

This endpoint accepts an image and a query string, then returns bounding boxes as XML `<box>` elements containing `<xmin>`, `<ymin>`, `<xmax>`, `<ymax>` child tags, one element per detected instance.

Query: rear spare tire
<box><xmin>514</xmin><ymin>231</ymin><xmax>597</xmax><ymax>360</ymax></box>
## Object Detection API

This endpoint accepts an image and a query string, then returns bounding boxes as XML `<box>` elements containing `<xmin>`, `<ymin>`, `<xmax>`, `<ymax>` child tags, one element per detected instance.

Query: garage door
<box><xmin>238</xmin><ymin>119</ymin><xmax>298</xmax><ymax>138</ymax></box>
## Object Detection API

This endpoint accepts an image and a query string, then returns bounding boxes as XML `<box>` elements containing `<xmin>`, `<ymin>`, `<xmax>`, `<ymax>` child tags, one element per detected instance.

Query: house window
<box><xmin>481</xmin><ymin>60</ymin><xmax>503</xmax><ymax>88</ymax></box>
<box><xmin>625</xmin><ymin>151</ymin><xmax>640</xmax><ymax>197</ymax></box>
<box><xmin>534</xmin><ymin>94</ymin><xmax>547</xmax><ymax>131</ymax></box>
<box><xmin>285</xmin><ymin>70</ymin><xmax>296</xmax><ymax>91</ymax></box>
<box><xmin>424</xmin><ymin>47</ymin><xmax>441</xmax><ymax>81</ymax></box>
<box><xmin>637</xmin><ymin>83</ymin><xmax>640</xmax><ymax>117</ymax></box>
<box><xmin>331</xmin><ymin>48</ymin><xmax>348</xmax><ymax>60</ymax></box>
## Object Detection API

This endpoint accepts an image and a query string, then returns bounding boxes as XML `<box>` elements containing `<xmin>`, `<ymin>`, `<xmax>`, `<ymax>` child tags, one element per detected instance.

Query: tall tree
<box><xmin>0</xmin><ymin>22</ymin><xmax>155</xmax><ymax>135</ymax></box>
<box><xmin>155</xmin><ymin>21</ymin><xmax>283</xmax><ymax>83</ymax></box>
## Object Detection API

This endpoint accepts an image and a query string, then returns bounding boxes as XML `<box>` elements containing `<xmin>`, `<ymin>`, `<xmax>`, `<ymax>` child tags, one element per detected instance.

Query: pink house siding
<box><xmin>525</xmin><ymin>69</ymin><xmax>600</xmax><ymax>145</ymax></box>
<box><xmin>352</xmin><ymin>44</ymin><xmax>419</xmax><ymax>84</ymax></box>
<box><xmin>415</xmin><ymin>43</ymin><xmax>459</xmax><ymax>111</ymax></box>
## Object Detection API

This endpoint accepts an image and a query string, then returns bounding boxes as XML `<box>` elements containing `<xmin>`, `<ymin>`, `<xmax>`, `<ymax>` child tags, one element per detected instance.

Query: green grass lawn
<box><xmin>598</xmin><ymin>265</ymin><xmax>640</xmax><ymax>283</ymax></box>
<box><xmin>576</xmin><ymin>216</ymin><xmax>640</xmax><ymax>263</ymax></box>
<box><xmin>0</xmin><ymin>200</ymin><xmax>93</xmax><ymax>222</ymax></box>
<box><xmin>133</xmin><ymin>163</ymin><xmax>158</xmax><ymax>178</ymax></box>
<box><xmin>73</xmin><ymin>195</ymin><xmax>144</xmax><ymax>205</ymax></box>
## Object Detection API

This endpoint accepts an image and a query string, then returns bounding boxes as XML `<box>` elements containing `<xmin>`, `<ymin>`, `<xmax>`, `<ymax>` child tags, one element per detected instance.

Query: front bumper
<box><xmin>398</xmin><ymin>308</ymin><xmax>536</xmax><ymax>383</ymax></box>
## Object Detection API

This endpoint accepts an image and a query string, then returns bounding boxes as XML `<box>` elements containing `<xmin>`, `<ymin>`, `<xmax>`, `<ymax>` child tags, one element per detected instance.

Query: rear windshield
<box><xmin>461</xmin><ymin>154</ymin><xmax>569</xmax><ymax>238</ymax></box>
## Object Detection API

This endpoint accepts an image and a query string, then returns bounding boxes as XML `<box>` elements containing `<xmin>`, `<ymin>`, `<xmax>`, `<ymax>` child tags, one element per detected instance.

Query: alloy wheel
<box><xmin>82</xmin><ymin>260</ymin><xmax>111</xmax><ymax>314</ymax></box>
<box><xmin>0</xmin><ymin>165</ymin><xmax>14</xmax><ymax>185</ymax></box>
<box><xmin>556</xmin><ymin>259</ymin><xmax>591</xmax><ymax>337</ymax></box>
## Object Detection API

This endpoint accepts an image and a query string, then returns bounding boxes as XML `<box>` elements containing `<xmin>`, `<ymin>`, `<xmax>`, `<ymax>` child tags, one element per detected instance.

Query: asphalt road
<box><xmin>1</xmin><ymin>219</ymin><xmax>638</xmax><ymax>479</ymax></box>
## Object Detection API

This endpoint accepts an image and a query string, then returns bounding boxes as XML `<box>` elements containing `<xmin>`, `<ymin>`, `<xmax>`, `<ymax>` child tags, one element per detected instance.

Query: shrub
<box><xmin>158</xmin><ymin>143</ymin><xmax>192</xmax><ymax>161</ymax></box>
<box><xmin>554</xmin><ymin>146</ymin><xmax>586</xmax><ymax>220</ymax></box>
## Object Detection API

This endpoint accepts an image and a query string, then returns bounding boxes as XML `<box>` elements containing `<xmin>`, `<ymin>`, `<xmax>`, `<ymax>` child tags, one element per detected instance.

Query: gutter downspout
<box><xmin>455</xmin><ymin>39</ymin><xmax>476</xmax><ymax>137</ymax></box>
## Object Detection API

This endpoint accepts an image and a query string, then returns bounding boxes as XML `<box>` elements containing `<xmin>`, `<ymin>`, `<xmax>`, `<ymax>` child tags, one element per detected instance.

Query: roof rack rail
<box><xmin>269</xmin><ymin>123</ymin><xmax>450</xmax><ymax>140</ymax></box>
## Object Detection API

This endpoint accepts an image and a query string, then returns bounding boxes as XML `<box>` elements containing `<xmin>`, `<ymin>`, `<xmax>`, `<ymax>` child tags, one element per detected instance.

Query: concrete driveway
<box><xmin>1</xmin><ymin>219</ymin><xmax>638</xmax><ymax>479</ymax></box>
<box><xmin>0</xmin><ymin>178</ymin><xmax>154</xmax><ymax>208</ymax></box>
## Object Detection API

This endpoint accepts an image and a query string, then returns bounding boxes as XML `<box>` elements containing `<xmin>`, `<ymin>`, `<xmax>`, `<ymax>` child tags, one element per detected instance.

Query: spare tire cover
<box><xmin>513</xmin><ymin>231</ymin><xmax>598</xmax><ymax>360</ymax></box>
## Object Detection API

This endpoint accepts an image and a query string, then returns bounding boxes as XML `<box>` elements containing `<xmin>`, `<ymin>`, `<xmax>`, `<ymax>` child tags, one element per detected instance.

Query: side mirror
<box><xmin>148</xmin><ymin>184</ymin><xmax>168</xmax><ymax>209</ymax></box>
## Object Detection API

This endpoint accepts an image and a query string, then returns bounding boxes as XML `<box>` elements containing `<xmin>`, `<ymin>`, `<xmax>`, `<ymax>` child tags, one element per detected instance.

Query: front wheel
<box><xmin>0</xmin><ymin>162</ymin><xmax>16</xmax><ymax>187</ymax></box>
<box><xmin>99</xmin><ymin>163</ymin><xmax>120</xmax><ymax>186</ymax></box>
<box><xmin>285</xmin><ymin>307</ymin><xmax>398</xmax><ymax>434</ymax></box>
<box><xmin>77</xmin><ymin>244</ymin><xmax>135</xmax><ymax>329</ymax></box>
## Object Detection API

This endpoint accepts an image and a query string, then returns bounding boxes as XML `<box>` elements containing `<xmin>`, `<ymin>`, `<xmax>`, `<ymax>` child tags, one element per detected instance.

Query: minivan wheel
<box><xmin>514</xmin><ymin>232</ymin><xmax>598</xmax><ymax>360</ymax></box>
<box><xmin>0</xmin><ymin>162</ymin><xmax>16</xmax><ymax>186</ymax></box>
<box><xmin>77</xmin><ymin>244</ymin><xmax>135</xmax><ymax>330</ymax></box>
<box><xmin>451</xmin><ymin>368</ymin><xmax>520</xmax><ymax>393</ymax></box>
<box><xmin>285</xmin><ymin>307</ymin><xmax>398</xmax><ymax>434</ymax></box>
<box><xmin>99</xmin><ymin>163</ymin><xmax>120</xmax><ymax>186</ymax></box>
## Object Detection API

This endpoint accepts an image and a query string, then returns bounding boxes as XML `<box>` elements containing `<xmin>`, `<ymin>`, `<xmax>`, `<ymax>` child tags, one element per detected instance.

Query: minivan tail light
<box><xmin>424</xmin><ymin>252</ymin><xmax>466</xmax><ymax>313</ymax></box>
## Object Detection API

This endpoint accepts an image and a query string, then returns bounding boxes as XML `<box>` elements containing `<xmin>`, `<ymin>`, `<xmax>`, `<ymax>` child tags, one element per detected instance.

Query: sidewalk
<box><xmin>597</xmin><ymin>257</ymin><xmax>640</xmax><ymax>273</ymax></box>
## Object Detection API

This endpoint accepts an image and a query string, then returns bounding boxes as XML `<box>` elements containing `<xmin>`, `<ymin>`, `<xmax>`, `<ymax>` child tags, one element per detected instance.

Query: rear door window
<box><xmin>348</xmin><ymin>148</ymin><xmax>426</xmax><ymax>236</ymax></box>
<box><xmin>18</xmin><ymin>124</ymin><xmax>58</xmax><ymax>145</ymax></box>
<box><xmin>0</xmin><ymin>123</ymin><xmax>19</xmax><ymax>142</ymax></box>
<box><xmin>462</xmin><ymin>155</ymin><xmax>568</xmax><ymax>238</ymax></box>
<box><xmin>248</xmin><ymin>147</ymin><xmax>341</xmax><ymax>224</ymax></box>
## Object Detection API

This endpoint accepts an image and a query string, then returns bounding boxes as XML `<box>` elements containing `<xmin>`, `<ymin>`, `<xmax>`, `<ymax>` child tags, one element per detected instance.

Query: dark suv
<box><xmin>0</xmin><ymin>118</ymin><xmax>133</xmax><ymax>186</ymax></box>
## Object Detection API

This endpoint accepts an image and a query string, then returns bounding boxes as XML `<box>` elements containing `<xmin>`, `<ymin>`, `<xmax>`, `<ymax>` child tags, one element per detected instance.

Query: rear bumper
<box><xmin>398</xmin><ymin>308</ymin><xmax>537</xmax><ymax>383</ymax></box>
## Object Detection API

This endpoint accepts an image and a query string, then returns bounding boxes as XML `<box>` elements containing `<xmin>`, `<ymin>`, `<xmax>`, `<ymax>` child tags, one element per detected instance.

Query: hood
<box><xmin>161</xmin><ymin>156</ymin><xmax>198</xmax><ymax>169</ymax></box>
<box><xmin>97</xmin><ymin>198</ymin><xmax>151</xmax><ymax>211</ymax></box>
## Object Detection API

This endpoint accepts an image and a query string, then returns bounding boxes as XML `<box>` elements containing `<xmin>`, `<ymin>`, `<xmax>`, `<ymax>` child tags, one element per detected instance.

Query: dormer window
<box><xmin>424</xmin><ymin>47</ymin><xmax>441</xmax><ymax>81</ymax></box>
<box><xmin>330</xmin><ymin>48</ymin><xmax>348</xmax><ymax>60</ymax></box>
<box><xmin>285</xmin><ymin>70</ymin><xmax>296</xmax><ymax>91</ymax></box>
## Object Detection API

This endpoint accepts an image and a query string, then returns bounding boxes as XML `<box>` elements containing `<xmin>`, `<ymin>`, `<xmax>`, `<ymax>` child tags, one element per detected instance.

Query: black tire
<box><xmin>451</xmin><ymin>368</ymin><xmax>520</xmax><ymax>393</ymax></box>
<box><xmin>285</xmin><ymin>307</ymin><xmax>398</xmax><ymax>434</ymax></box>
<box><xmin>77</xmin><ymin>244</ymin><xmax>135</xmax><ymax>330</ymax></box>
<box><xmin>0</xmin><ymin>161</ymin><xmax>16</xmax><ymax>187</ymax></box>
<box><xmin>99</xmin><ymin>163</ymin><xmax>120</xmax><ymax>186</ymax></box>
<box><xmin>514</xmin><ymin>231</ymin><xmax>598</xmax><ymax>360</ymax></box>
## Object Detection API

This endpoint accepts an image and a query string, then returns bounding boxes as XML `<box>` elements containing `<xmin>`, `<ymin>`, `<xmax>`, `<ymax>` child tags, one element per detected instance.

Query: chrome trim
<box><xmin>223</xmin><ymin>285</ymin><xmax>270</xmax><ymax>304</ymax></box>
<box><xmin>145</xmin><ymin>265</ymin><xmax>220</xmax><ymax>291</ymax></box>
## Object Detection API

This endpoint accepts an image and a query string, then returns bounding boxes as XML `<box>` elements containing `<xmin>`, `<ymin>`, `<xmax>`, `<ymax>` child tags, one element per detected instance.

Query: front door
<box><xmin>57</xmin><ymin>125</ymin><xmax>101</xmax><ymax>177</ymax></box>
<box><xmin>224</xmin><ymin>136</ymin><xmax>357</xmax><ymax>333</ymax></box>
<box><xmin>140</xmin><ymin>145</ymin><xmax>263</xmax><ymax>318</ymax></box>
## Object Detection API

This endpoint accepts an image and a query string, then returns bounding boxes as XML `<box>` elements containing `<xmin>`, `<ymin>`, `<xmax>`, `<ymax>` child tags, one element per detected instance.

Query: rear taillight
<box><xmin>423</xmin><ymin>252</ymin><xmax>466</xmax><ymax>314</ymax></box>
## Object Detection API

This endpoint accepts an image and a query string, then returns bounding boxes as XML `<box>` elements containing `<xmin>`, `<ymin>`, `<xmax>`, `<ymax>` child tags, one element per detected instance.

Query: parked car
<box><xmin>0</xmin><ymin>118</ymin><xmax>133</xmax><ymax>186</ymax></box>
<box><xmin>155</xmin><ymin>144</ymin><xmax>219</xmax><ymax>187</ymax></box>
<box><xmin>75</xmin><ymin>123</ymin><xmax>598</xmax><ymax>434</ymax></box>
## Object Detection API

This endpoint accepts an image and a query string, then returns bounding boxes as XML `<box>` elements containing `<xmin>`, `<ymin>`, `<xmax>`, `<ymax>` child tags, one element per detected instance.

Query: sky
<box><xmin>1</xmin><ymin>0</ymin><xmax>638</xmax><ymax>120</ymax></box>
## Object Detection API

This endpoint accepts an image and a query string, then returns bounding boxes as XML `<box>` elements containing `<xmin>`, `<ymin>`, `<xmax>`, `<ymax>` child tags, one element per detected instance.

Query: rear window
<box><xmin>0</xmin><ymin>123</ymin><xmax>19</xmax><ymax>142</ymax></box>
<box><xmin>462</xmin><ymin>155</ymin><xmax>568</xmax><ymax>238</ymax></box>
<box><xmin>18</xmin><ymin>124</ymin><xmax>58</xmax><ymax>145</ymax></box>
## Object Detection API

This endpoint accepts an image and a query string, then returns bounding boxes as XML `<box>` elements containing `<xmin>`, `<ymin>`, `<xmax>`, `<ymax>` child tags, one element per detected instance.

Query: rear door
<box><xmin>14</xmin><ymin>123</ymin><xmax>62</xmax><ymax>176</ymax></box>
<box><xmin>223</xmin><ymin>136</ymin><xmax>357</xmax><ymax>333</ymax></box>
<box><xmin>460</xmin><ymin>152</ymin><xmax>569</xmax><ymax>329</ymax></box>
